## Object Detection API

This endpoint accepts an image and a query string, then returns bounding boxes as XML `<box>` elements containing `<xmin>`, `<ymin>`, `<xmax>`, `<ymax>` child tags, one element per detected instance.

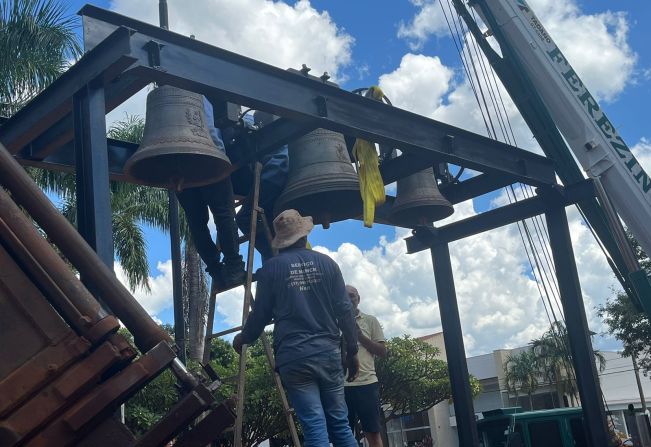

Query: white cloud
<box><xmin>397</xmin><ymin>0</ymin><xmax>636</xmax><ymax>102</ymax></box>
<box><xmin>106</xmin><ymin>0</ymin><xmax>354</xmax><ymax>124</ymax></box>
<box><xmin>378</xmin><ymin>54</ymin><xmax>454</xmax><ymax>117</ymax></box>
<box><xmin>108</xmin><ymin>0</ymin><xmax>353</xmax><ymax>80</ymax></box>
<box><xmin>632</xmin><ymin>137</ymin><xmax>651</xmax><ymax>174</ymax></box>
<box><xmin>311</xmin><ymin>196</ymin><xmax>619</xmax><ymax>356</ymax></box>
<box><xmin>115</xmin><ymin>260</ymin><xmax>174</xmax><ymax>316</ymax></box>
<box><xmin>397</xmin><ymin>0</ymin><xmax>448</xmax><ymax>50</ymax></box>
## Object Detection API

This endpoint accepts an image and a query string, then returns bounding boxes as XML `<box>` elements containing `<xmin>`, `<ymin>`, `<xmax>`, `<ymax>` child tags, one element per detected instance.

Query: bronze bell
<box><xmin>389</xmin><ymin>167</ymin><xmax>454</xmax><ymax>227</ymax></box>
<box><xmin>124</xmin><ymin>85</ymin><xmax>232</xmax><ymax>189</ymax></box>
<box><xmin>274</xmin><ymin>128</ymin><xmax>362</xmax><ymax>229</ymax></box>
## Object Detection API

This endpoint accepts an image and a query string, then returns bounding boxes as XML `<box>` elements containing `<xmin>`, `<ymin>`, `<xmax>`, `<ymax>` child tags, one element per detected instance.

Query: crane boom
<box><xmin>471</xmin><ymin>0</ymin><xmax>651</xmax><ymax>258</ymax></box>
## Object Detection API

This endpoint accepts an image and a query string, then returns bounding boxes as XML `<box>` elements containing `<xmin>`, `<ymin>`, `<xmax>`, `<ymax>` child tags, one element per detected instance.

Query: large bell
<box><xmin>124</xmin><ymin>85</ymin><xmax>232</xmax><ymax>189</ymax></box>
<box><xmin>275</xmin><ymin>128</ymin><xmax>362</xmax><ymax>228</ymax></box>
<box><xmin>389</xmin><ymin>167</ymin><xmax>454</xmax><ymax>227</ymax></box>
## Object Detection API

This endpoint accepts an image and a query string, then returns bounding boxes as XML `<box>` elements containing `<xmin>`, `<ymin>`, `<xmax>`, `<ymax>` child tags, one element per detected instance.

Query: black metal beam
<box><xmin>430</xmin><ymin>242</ymin><xmax>480</xmax><ymax>447</ymax></box>
<box><xmin>545</xmin><ymin>204</ymin><xmax>610</xmax><ymax>446</ymax></box>
<box><xmin>253</xmin><ymin>117</ymin><xmax>316</xmax><ymax>159</ymax></box>
<box><xmin>73</xmin><ymin>82</ymin><xmax>113</xmax><ymax>269</ymax></box>
<box><xmin>439</xmin><ymin>173</ymin><xmax>515</xmax><ymax>205</ymax></box>
<box><xmin>21</xmin><ymin>72</ymin><xmax>148</xmax><ymax>161</ymax></box>
<box><xmin>406</xmin><ymin>180</ymin><xmax>596</xmax><ymax>253</ymax></box>
<box><xmin>380</xmin><ymin>152</ymin><xmax>439</xmax><ymax>185</ymax></box>
<box><xmin>77</xmin><ymin>5</ymin><xmax>555</xmax><ymax>187</ymax></box>
<box><xmin>16</xmin><ymin>137</ymin><xmax>137</xmax><ymax>181</ymax></box>
<box><xmin>0</xmin><ymin>27</ymin><xmax>136</xmax><ymax>154</ymax></box>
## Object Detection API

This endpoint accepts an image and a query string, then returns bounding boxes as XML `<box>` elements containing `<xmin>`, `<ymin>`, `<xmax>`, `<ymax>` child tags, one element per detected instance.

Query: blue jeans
<box><xmin>278</xmin><ymin>350</ymin><xmax>357</xmax><ymax>447</ymax></box>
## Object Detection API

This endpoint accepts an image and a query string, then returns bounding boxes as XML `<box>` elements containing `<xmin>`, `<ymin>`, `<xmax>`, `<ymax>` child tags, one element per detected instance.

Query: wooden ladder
<box><xmin>202</xmin><ymin>162</ymin><xmax>301</xmax><ymax>446</ymax></box>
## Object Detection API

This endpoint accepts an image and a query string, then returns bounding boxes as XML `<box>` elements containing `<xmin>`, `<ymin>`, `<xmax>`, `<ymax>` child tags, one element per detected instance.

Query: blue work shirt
<box><xmin>242</xmin><ymin>112</ymin><xmax>289</xmax><ymax>191</ymax></box>
<box><xmin>202</xmin><ymin>97</ymin><xmax>226</xmax><ymax>152</ymax></box>
<box><xmin>240</xmin><ymin>247</ymin><xmax>359</xmax><ymax>368</ymax></box>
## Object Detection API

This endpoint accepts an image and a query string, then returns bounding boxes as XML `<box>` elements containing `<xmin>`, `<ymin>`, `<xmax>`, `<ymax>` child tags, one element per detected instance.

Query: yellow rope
<box><xmin>353</xmin><ymin>86</ymin><xmax>386</xmax><ymax>227</ymax></box>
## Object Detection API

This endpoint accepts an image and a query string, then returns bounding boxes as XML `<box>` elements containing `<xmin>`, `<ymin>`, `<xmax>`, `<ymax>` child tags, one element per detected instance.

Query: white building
<box><xmin>385</xmin><ymin>332</ymin><xmax>651</xmax><ymax>446</ymax></box>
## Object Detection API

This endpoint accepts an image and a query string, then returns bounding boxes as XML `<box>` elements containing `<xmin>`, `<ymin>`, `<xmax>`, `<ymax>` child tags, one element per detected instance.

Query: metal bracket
<box><xmin>444</xmin><ymin>134</ymin><xmax>455</xmax><ymax>154</ymax></box>
<box><xmin>143</xmin><ymin>40</ymin><xmax>165</xmax><ymax>70</ymax></box>
<box><xmin>409</xmin><ymin>225</ymin><xmax>440</xmax><ymax>252</ymax></box>
<box><xmin>315</xmin><ymin>96</ymin><xmax>328</xmax><ymax>117</ymax></box>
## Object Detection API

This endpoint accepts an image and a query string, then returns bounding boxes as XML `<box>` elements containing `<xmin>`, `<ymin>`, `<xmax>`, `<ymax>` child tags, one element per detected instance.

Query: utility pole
<box><xmin>633</xmin><ymin>356</ymin><xmax>647</xmax><ymax>413</ymax></box>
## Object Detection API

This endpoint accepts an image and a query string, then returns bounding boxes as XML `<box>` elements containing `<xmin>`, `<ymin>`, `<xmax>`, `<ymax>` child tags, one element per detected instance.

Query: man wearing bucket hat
<box><xmin>233</xmin><ymin>209</ymin><xmax>360</xmax><ymax>446</ymax></box>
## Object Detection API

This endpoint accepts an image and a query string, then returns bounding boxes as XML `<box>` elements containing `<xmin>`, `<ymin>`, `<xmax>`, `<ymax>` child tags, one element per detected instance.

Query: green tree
<box><xmin>104</xmin><ymin>113</ymin><xmax>210</xmax><ymax>361</ymax></box>
<box><xmin>123</xmin><ymin>329</ymin><xmax>293</xmax><ymax>445</ymax></box>
<box><xmin>504</xmin><ymin>349</ymin><xmax>539</xmax><ymax>410</ymax></box>
<box><xmin>376</xmin><ymin>336</ymin><xmax>480</xmax><ymax>427</ymax></box>
<box><xmin>29</xmin><ymin>114</ymin><xmax>169</xmax><ymax>290</ymax></box>
<box><xmin>1</xmin><ymin>0</ymin><xmax>81</xmax><ymax>116</ymax></box>
<box><xmin>599</xmin><ymin>235</ymin><xmax>651</xmax><ymax>374</ymax></box>
<box><xmin>531</xmin><ymin>322</ymin><xmax>606</xmax><ymax>407</ymax></box>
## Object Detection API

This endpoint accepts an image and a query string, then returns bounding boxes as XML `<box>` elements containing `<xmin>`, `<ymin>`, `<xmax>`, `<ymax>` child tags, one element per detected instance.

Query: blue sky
<box><xmin>59</xmin><ymin>0</ymin><xmax>651</xmax><ymax>355</ymax></box>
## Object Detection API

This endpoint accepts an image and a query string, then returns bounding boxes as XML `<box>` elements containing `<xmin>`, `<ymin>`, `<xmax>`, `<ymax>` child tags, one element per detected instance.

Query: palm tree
<box><xmin>29</xmin><ymin>114</ymin><xmax>170</xmax><ymax>290</ymax></box>
<box><xmin>532</xmin><ymin>321</ymin><xmax>606</xmax><ymax>407</ymax></box>
<box><xmin>105</xmin><ymin>115</ymin><xmax>211</xmax><ymax>360</ymax></box>
<box><xmin>1</xmin><ymin>0</ymin><xmax>81</xmax><ymax>116</ymax></box>
<box><xmin>33</xmin><ymin>112</ymin><xmax>211</xmax><ymax>360</ymax></box>
<box><xmin>504</xmin><ymin>349</ymin><xmax>540</xmax><ymax>410</ymax></box>
<box><xmin>0</xmin><ymin>0</ymin><xmax>211</xmax><ymax>356</ymax></box>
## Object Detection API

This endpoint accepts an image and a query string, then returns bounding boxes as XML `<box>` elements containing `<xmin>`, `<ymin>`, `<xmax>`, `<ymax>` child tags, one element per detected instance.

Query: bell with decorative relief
<box><xmin>124</xmin><ymin>85</ymin><xmax>232</xmax><ymax>189</ymax></box>
<box><xmin>275</xmin><ymin>128</ymin><xmax>362</xmax><ymax>229</ymax></box>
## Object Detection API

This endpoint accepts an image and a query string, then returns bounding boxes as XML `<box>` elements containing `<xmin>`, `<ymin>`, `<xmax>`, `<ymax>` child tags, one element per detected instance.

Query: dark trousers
<box><xmin>176</xmin><ymin>179</ymin><xmax>242</xmax><ymax>274</ymax></box>
<box><xmin>236</xmin><ymin>182</ymin><xmax>283</xmax><ymax>262</ymax></box>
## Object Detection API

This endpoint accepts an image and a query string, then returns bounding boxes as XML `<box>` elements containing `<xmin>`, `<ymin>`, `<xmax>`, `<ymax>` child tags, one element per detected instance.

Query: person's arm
<box><xmin>329</xmin><ymin>264</ymin><xmax>359</xmax><ymax>381</ymax></box>
<box><xmin>331</xmin><ymin>266</ymin><xmax>358</xmax><ymax>357</ymax></box>
<box><xmin>234</xmin><ymin>269</ymin><xmax>273</xmax><ymax>353</ymax></box>
<box><xmin>358</xmin><ymin>316</ymin><xmax>387</xmax><ymax>357</ymax></box>
<box><xmin>202</xmin><ymin>97</ymin><xmax>226</xmax><ymax>151</ymax></box>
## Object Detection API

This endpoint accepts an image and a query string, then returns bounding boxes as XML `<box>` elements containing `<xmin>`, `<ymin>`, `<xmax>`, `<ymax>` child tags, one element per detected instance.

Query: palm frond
<box><xmin>113</xmin><ymin>210</ymin><xmax>150</xmax><ymax>291</ymax></box>
<box><xmin>107</xmin><ymin>114</ymin><xmax>145</xmax><ymax>143</ymax></box>
<box><xmin>0</xmin><ymin>0</ymin><xmax>81</xmax><ymax>116</ymax></box>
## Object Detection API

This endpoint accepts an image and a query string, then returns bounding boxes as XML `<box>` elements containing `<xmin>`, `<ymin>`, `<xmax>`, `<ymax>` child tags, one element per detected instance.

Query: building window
<box><xmin>386</xmin><ymin>411</ymin><xmax>432</xmax><ymax>447</ymax></box>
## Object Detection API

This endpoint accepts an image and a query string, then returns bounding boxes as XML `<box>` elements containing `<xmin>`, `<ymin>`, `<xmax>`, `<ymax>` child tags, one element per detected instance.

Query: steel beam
<box><xmin>406</xmin><ymin>180</ymin><xmax>596</xmax><ymax>253</ymax></box>
<box><xmin>545</xmin><ymin>203</ymin><xmax>610</xmax><ymax>446</ymax></box>
<box><xmin>77</xmin><ymin>5</ymin><xmax>556</xmax><ymax>187</ymax></box>
<box><xmin>253</xmin><ymin>117</ymin><xmax>316</xmax><ymax>159</ymax></box>
<box><xmin>430</xmin><ymin>242</ymin><xmax>480</xmax><ymax>447</ymax></box>
<box><xmin>19</xmin><ymin>73</ymin><xmax>147</xmax><ymax>161</ymax></box>
<box><xmin>0</xmin><ymin>27</ymin><xmax>135</xmax><ymax>153</ymax></box>
<box><xmin>16</xmin><ymin>138</ymin><xmax>138</xmax><ymax>181</ymax></box>
<box><xmin>74</xmin><ymin>83</ymin><xmax>114</xmax><ymax>269</ymax></box>
<box><xmin>380</xmin><ymin>152</ymin><xmax>440</xmax><ymax>185</ymax></box>
<box><xmin>439</xmin><ymin>173</ymin><xmax>516</xmax><ymax>205</ymax></box>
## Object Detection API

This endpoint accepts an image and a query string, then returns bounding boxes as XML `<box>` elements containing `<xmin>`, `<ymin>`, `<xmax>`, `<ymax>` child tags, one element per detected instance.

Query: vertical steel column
<box><xmin>169</xmin><ymin>191</ymin><xmax>186</xmax><ymax>363</ymax></box>
<box><xmin>158</xmin><ymin>0</ymin><xmax>186</xmax><ymax>364</ymax></box>
<box><xmin>430</xmin><ymin>242</ymin><xmax>480</xmax><ymax>447</ymax></box>
<box><xmin>545</xmin><ymin>205</ymin><xmax>610</xmax><ymax>446</ymax></box>
<box><xmin>73</xmin><ymin>82</ymin><xmax>113</xmax><ymax>269</ymax></box>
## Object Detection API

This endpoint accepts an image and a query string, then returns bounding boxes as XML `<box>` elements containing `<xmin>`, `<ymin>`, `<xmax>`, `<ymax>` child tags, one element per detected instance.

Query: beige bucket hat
<box><xmin>271</xmin><ymin>209</ymin><xmax>314</xmax><ymax>250</ymax></box>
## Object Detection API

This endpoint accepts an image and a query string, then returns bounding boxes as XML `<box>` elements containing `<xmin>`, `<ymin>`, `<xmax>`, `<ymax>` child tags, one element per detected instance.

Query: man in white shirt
<box><xmin>344</xmin><ymin>285</ymin><xmax>387</xmax><ymax>447</ymax></box>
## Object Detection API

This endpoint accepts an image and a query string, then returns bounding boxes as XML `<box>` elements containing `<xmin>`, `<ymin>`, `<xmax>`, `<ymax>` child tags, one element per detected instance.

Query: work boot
<box><xmin>220</xmin><ymin>259</ymin><xmax>246</xmax><ymax>290</ymax></box>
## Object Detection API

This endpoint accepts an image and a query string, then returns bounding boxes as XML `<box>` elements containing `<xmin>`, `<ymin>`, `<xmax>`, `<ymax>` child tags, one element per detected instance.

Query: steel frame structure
<box><xmin>0</xmin><ymin>5</ymin><xmax>611</xmax><ymax>446</ymax></box>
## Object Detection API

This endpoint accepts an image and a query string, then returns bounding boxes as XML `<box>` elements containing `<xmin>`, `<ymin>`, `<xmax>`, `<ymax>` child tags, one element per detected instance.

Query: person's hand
<box><xmin>346</xmin><ymin>353</ymin><xmax>359</xmax><ymax>382</ymax></box>
<box><xmin>233</xmin><ymin>333</ymin><xmax>244</xmax><ymax>355</ymax></box>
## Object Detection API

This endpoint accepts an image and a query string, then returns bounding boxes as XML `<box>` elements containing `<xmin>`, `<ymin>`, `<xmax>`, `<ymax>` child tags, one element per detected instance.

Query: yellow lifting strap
<box><xmin>353</xmin><ymin>86</ymin><xmax>386</xmax><ymax>227</ymax></box>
